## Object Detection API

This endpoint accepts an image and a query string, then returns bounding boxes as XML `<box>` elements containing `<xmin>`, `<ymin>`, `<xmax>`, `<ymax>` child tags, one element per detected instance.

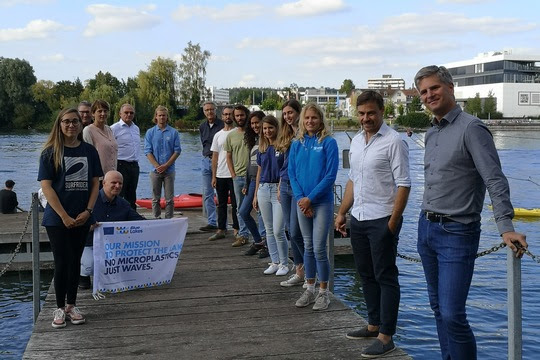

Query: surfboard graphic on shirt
<box><xmin>64</xmin><ymin>156</ymin><xmax>89</xmax><ymax>191</ymax></box>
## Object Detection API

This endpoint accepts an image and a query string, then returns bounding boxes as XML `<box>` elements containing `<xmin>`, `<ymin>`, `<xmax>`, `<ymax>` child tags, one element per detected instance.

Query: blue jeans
<box><xmin>297</xmin><ymin>201</ymin><xmax>333</xmax><ymax>282</ymax></box>
<box><xmin>239</xmin><ymin>180</ymin><xmax>264</xmax><ymax>243</ymax></box>
<box><xmin>232</xmin><ymin>177</ymin><xmax>249</xmax><ymax>238</ymax></box>
<box><xmin>201</xmin><ymin>157</ymin><xmax>217</xmax><ymax>226</ymax></box>
<box><xmin>279</xmin><ymin>180</ymin><xmax>304</xmax><ymax>265</ymax></box>
<box><xmin>257</xmin><ymin>183</ymin><xmax>287</xmax><ymax>265</ymax></box>
<box><xmin>350</xmin><ymin>215</ymin><xmax>401</xmax><ymax>336</ymax></box>
<box><xmin>417</xmin><ymin>212</ymin><xmax>481</xmax><ymax>360</ymax></box>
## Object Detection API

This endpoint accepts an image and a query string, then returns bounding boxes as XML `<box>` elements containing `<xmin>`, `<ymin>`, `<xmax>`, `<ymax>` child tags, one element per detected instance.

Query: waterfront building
<box><xmin>208</xmin><ymin>87</ymin><xmax>230</xmax><ymax>105</ymax></box>
<box><xmin>300</xmin><ymin>87</ymin><xmax>347</xmax><ymax>115</ymax></box>
<box><xmin>444</xmin><ymin>51</ymin><xmax>540</xmax><ymax>118</ymax></box>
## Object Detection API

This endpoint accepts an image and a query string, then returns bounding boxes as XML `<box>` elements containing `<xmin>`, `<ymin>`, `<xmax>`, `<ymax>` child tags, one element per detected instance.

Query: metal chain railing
<box><xmin>397</xmin><ymin>241</ymin><xmax>539</xmax><ymax>264</ymax></box>
<box><xmin>0</xmin><ymin>197</ymin><xmax>34</xmax><ymax>277</ymax></box>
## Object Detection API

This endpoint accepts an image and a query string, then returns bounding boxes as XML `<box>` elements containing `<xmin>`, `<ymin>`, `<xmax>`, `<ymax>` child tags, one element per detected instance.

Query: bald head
<box><xmin>102</xmin><ymin>171</ymin><xmax>123</xmax><ymax>200</ymax></box>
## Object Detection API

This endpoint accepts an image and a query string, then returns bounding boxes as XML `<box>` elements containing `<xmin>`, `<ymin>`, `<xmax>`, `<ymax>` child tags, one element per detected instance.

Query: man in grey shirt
<box><xmin>414</xmin><ymin>65</ymin><xmax>527</xmax><ymax>360</ymax></box>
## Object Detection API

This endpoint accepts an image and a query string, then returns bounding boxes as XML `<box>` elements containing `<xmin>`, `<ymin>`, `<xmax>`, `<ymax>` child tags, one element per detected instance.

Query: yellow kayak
<box><xmin>488</xmin><ymin>205</ymin><xmax>540</xmax><ymax>217</ymax></box>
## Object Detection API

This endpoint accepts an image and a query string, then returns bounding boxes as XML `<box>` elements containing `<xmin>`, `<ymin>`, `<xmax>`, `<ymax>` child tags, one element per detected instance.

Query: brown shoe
<box><xmin>231</xmin><ymin>235</ymin><xmax>248</xmax><ymax>247</ymax></box>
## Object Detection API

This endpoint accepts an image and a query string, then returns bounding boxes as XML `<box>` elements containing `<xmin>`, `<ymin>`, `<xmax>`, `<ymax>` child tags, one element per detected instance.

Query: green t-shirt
<box><xmin>224</xmin><ymin>129</ymin><xmax>249</xmax><ymax>177</ymax></box>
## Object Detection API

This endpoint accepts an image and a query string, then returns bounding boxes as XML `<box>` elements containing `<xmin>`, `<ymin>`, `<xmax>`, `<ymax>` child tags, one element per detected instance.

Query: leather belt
<box><xmin>118</xmin><ymin>160</ymin><xmax>138</xmax><ymax>166</ymax></box>
<box><xmin>424</xmin><ymin>211</ymin><xmax>453</xmax><ymax>223</ymax></box>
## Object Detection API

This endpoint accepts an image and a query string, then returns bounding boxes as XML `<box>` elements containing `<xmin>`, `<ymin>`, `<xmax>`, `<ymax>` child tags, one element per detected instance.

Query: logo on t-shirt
<box><xmin>64</xmin><ymin>156</ymin><xmax>88</xmax><ymax>191</ymax></box>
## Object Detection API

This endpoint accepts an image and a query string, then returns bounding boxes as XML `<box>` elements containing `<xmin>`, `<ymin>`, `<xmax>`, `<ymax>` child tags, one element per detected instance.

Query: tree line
<box><xmin>0</xmin><ymin>41</ymin><xmax>210</xmax><ymax>131</ymax></box>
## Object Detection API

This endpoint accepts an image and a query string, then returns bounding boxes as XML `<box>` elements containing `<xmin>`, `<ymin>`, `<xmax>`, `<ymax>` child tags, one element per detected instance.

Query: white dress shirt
<box><xmin>111</xmin><ymin>119</ymin><xmax>141</xmax><ymax>162</ymax></box>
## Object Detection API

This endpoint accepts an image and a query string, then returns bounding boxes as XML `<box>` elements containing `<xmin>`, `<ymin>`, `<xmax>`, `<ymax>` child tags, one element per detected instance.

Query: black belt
<box><xmin>424</xmin><ymin>211</ymin><xmax>453</xmax><ymax>223</ymax></box>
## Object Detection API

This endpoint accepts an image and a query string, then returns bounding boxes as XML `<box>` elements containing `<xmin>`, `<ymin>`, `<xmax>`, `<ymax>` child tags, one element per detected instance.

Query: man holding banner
<box><xmin>80</xmin><ymin>171</ymin><xmax>144</xmax><ymax>290</ymax></box>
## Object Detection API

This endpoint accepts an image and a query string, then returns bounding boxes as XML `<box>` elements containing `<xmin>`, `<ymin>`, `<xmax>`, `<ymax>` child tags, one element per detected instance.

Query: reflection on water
<box><xmin>1</xmin><ymin>130</ymin><xmax>539</xmax><ymax>359</ymax></box>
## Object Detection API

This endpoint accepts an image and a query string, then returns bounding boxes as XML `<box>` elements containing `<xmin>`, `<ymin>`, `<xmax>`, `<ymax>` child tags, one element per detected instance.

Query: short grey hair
<box><xmin>414</xmin><ymin>65</ymin><xmax>454</xmax><ymax>90</ymax></box>
<box><xmin>202</xmin><ymin>101</ymin><xmax>216</xmax><ymax>109</ymax></box>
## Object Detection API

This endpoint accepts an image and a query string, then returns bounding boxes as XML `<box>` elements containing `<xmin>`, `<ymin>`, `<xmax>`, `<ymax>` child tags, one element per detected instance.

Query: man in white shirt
<box><xmin>208</xmin><ymin>106</ymin><xmax>239</xmax><ymax>241</ymax></box>
<box><xmin>110</xmin><ymin>104</ymin><xmax>140</xmax><ymax>209</ymax></box>
<box><xmin>335</xmin><ymin>90</ymin><xmax>410</xmax><ymax>358</ymax></box>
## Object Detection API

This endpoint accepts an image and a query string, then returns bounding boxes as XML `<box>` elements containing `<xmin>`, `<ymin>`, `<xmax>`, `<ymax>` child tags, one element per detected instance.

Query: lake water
<box><xmin>0</xmin><ymin>130</ymin><xmax>539</xmax><ymax>359</ymax></box>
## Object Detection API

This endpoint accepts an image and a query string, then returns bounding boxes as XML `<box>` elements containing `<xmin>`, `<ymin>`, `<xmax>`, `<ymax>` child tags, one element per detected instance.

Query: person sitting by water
<box><xmin>79</xmin><ymin>170</ymin><xmax>145</xmax><ymax>290</ymax></box>
<box><xmin>38</xmin><ymin>108</ymin><xmax>103</xmax><ymax>329</ymax></box>
<box><xmin>0</xmin><ymin>179</ymin><xmax>22</xmax><ymax>214</ymax></box>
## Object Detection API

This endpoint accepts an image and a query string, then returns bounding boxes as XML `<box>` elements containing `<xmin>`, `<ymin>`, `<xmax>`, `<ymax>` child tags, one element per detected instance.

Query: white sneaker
<box><xmin>275</xmin><ymin>264</ymin><xmax>289</xmax><ymax>276</ymax></box>
<box><xmin>51</xmin><ymin>308</ymin><xmax>66</xmax><ymax>328</ymax></box>
<box><xmin>312</xmin><ymin>291</ymin><xmax>330</xmax><ymax>311</ymax></box>
<box><xmin>295</xmin><ymin>289</ymin><xmax>316</xmax><ymax>308</ymax></box>
<box><xmin>263</xmin><ymin>263</ymin><xmax>279</xmax><ymax>275</ymax></box>
<box><xmin>281</xmin><ymin>274</ymin><xmax>304</xmax><ymax>287</ymax></box>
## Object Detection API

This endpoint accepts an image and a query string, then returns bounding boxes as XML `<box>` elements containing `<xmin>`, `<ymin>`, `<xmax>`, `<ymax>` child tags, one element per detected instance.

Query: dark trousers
<box><xmin>215</xmin><ymin>177</ymin><xmax>238</xmax><ymax>231</ymax></box>
<box><xmin>117</xmin><ymin>160</ymin><xmax>140</xmax><ymax>209</ymax></box>
<box><xmin>350</xmin><ymin>215</ymin><xmax>401</xmax><ymax>336</ymax></box>
<box><xmin>46</xmin><ymin>225</ymin><xmax>89</xmax><ymax>308</ymax></box>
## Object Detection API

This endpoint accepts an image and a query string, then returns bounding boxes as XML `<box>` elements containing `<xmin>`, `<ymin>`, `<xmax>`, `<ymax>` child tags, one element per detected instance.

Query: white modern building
<box><xmin>208</xmin><ymin>87</ymin><xmax>230</xmax><ymax>105</ymax></box>
<box><xmin>444</xmin><ymin>51</ymin><xmax>540</xmax><ymax>118</ymax></box>
<box><xmin>300</xmin><ymin>87</ymin><xmax>347</xmax><ymax>111</ymax></box>
<box><xmin>368</xmin><ymin>75</ymin><xmax>405</xmax><ymax>90</ymax></box>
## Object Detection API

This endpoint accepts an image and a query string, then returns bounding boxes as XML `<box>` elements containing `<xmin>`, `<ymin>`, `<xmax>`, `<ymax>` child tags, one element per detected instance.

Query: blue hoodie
<box><xmin>288</xmin><ymin>134</ymin><xmax>338</xmax><ymax>205</ymax></box>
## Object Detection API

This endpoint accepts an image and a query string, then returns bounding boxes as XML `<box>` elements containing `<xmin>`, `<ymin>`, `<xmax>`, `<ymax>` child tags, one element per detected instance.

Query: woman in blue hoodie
<box><xmin>288</xmin><ymin>103</ymin><xmax>338</xmax><ymax>311</ymax></box>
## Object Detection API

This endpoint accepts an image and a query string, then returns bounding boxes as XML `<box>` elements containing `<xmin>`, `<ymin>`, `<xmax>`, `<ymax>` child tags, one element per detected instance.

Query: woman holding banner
<box><xmin>38</xmin><ymin>108</ymin><xmax>103</xmax><ymax>328</ymax></box>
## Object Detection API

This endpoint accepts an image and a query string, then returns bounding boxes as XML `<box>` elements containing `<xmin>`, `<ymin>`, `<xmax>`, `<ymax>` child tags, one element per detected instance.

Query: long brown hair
<box><xmin>258</xmin><ymin>115</ymin><xmax>279</xmax><ymax>153</ymax></box>
<box><xmin>42</xmin><ymin>108</ymin><xmax>83</xmax><ymax>171</ymax></box>
<box><xmin>276</xmin><ymin>99</ymin><xmax>301</xmax><ymax>152</ymax></box>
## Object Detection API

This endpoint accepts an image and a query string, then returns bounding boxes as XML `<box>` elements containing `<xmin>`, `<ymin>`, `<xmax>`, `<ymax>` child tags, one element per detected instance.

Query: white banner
<box><xmin>93</xmin><ymin>218</ymin><xmax>188</xmax><ymax>295</ymax></box>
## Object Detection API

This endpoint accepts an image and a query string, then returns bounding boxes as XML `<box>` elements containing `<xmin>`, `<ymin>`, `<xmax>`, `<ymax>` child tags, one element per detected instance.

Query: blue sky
<box><xmin>1</xmin><ymin>0</ymin><xmax>539</xmax><ymax>89</ymax></box>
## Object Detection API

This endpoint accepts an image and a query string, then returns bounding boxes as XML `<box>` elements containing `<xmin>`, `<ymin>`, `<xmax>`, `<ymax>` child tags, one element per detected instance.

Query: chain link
<box><xmin>0</xmin><ymin>197</ymin><xmax>35</xmax><ymax>278</ymax></box>
<box><xmin>397</xmin><ymin>241</ymin><xmax>540</xmax><ymax>264</ymax></box>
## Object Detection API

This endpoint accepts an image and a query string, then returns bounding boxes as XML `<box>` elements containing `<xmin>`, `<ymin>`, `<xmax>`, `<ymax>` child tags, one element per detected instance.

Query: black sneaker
<box><xmin>257</xmin><ymin>246</ymin><xmax>269</xmax><ymax>258</ymax></box>
<box><xmin>78</xmin><ymin>275</ymin><xmax>91</xmax><ymax>290</ymax></box>
<box><xmin>245</xmin><ymin>243</ymin><xmax>263</xmax><ymax>256</ymax></box>
<box><xmin>199</xmin><ymin>224</ymin><xmax>218</xmax><ymax>232</ymax></box>
<box><xmin>361</xmin><ymin>339</ymin><xmax>396</xmax><ymax>358</ymax></box>
<box><xmin>346</xmin><ymin>326</ymin><xmax>379</xmax><ymax>339</ymax></box>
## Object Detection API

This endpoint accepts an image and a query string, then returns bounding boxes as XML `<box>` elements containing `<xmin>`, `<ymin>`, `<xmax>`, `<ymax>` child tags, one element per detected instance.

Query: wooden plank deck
<box><xmin>23</xmin><ymin>211</ymin><xmax>410</xmax><ymax>359</ymax></box>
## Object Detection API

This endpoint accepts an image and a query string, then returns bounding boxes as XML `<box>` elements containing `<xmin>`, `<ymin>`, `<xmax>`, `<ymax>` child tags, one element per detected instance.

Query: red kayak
<box><xmin>136</xmin><ymin>193</ymin><xmax>230</xmax><ymax>209</ymax></box>
<box><xmin>136</xmin><ymin>193</ymin><xmax>203</xmax><ymax>209</ymax></box>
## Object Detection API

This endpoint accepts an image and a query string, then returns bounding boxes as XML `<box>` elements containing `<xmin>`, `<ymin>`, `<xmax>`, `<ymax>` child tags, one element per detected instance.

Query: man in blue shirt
<box><xmin>199</xmin><ymin>101</ymin><xmax>224</xmax><ymax>231</ymax></box>
<box><xmin>144</xmin><ymin>106</ymin><xmax>181</xmax><ymax>219</ymax></box>
<box><xmin>80</xmin><ymin>170</ymin><xmax>145</xmax><ymax>289</ymax></box>
<box><xmin>111</xmin><ymin>103</ymin><xmax>140</xmax><ymax>210</ymax></box>
<box><xmin>415</xmin><ymin>65</ymin><xmax>527</xmax><ymax>359</ymax></box>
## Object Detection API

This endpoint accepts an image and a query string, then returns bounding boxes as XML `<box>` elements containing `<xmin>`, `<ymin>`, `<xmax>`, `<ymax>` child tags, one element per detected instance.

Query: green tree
<box><xmin>482</xmin><ymin>90</ymin><xmax>497</xmax><ymax>119</ymax></box>
<box><xmin>407</xmin><ymin>95</ymin><xmax>422</xmax><ymax>113</ymax></box>
<box><xmin>0</xmin><ymin>57</ymin><xmax>37</xmax><ymax>128</ymax></box>
<box><xmin>397</xmin><ymin>103</ymin><xmax>405</xmax><ymax>116</ymax></box>
<box><xmin>135</xmin><ymin>57</ymin><xmax>178</xmax><ymax>125</ymax></box>
<box><xmin>325</xmin><ymin>98</ymin><xmax>337</xmax><ymax>118</ymax></box>
<box><xmin>465</xmin><ymin>93</ymin><xmax>482</xmax><ymax>117</ymax></box>
<box><xmin>32</xmin><ymin>80</ymin><xmax>59</xmax><ymax>111</ymax></box>
<box><xmin>87</xmin><ymin>71</ymin><xmax>124</xmax><ymax>98</ymax></box>
<box><xmin>339</xmin><ymin>79</ymin><xmax>355</xmax><ymax>96</ymax></box>
<box><xmin>384</xmin><ymin>102</ymin><xmax>395</xmax><ymax>118</ymax></box>
<box><xmin>178</xmin><ymin>41</ymin><xmax>211</xmax><ymax>110</ymax></box>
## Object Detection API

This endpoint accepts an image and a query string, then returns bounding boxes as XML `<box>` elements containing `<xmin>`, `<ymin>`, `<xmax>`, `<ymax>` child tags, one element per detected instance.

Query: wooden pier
<box><xmin>22</xmin><ymin>209</ymin><xmax>410</xmax><ymax>359</ymax></box>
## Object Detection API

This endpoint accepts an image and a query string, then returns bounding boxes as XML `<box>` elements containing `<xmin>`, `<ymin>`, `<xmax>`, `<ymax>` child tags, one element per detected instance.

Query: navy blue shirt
<box><xmin>199</xmin><ymin>119</ymin><xmax>224</xmax><ymax>158</ymax></box>
<box><xmin>38</xmin><ymin>142</ymin><xmax>103</xmax><ymax>227</ymax></box>
<box><xmin>86</xmin><ymin>189</ymin><xmax>145</xmax><ymax>245</ymax></box>
<box><xmin>256</xmin><ymin>145</ymin><xmax>283</xmax><ymax>183</ymax></box>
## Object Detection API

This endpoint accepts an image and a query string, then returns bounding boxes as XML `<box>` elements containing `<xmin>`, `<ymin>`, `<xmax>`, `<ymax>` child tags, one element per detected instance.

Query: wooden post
<box><xmin>32</xmin><ymin>193</ymin><xmax>40</xmax><ymax>323</ymax></box>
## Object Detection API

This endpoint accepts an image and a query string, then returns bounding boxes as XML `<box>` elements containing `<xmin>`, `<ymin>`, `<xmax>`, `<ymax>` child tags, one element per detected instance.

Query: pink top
<box><xmin>82</xmin><ymin>124</ymin><xmax>118</xmax><ymax>174</ymax></box>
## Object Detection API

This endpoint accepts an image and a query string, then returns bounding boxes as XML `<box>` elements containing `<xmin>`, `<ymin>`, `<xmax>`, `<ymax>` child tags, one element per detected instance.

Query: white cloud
<box><xmin>0</xmin><ymin>19</ymin><xmax>70</xmax><ymax>42</ymax></box>
<box><xmin>237</xmin><ymin>74</ymin><xmax>257</xmax><ymax>87</ymax></box>
<box><xmin>83</xmin><ymin>4</ymin><xmax>160</xmax><ymax>37</ymax></box>
<box><xmin>276</xmin><ymin>0</ymin><xmax>348</xmax><ymax>17</ymax></box>
<box><xmin>172</xmin><ymin>3</ymin><xmax>264</xmax><ymax>22</ymax></box>
<box><xmin>40</xmin><ymin>53</ymin><xmax>64</xmax><ymax>62</ymax></box>
<box><xmin>381</xmin><ymin>12</ymin><xmax>536</xmax><ymax>35</ymax></box>
<box><xmin>305</xmin><ymin>56</ymin><xmax>381</xmax><ymax>68</ymax></box>
<box><xmin>437</xmin><ymin>0</ymin><xmax>492</xmax><ymax>3</ymax></box>
<box><xmin>210</xmin><ymin>54</ymin><xmax>233</xmax><ymax>62</ymax></box>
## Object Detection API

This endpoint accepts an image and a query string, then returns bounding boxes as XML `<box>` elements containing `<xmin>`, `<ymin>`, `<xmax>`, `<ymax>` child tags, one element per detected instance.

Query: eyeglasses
<box><xmin>61</xmin><ymin>119</ymin><xmax>80</xmax><ymax>126</ymax></box>
<box><xmin>123</xmin><ymin>111</ymin><xmax>134</xmax><ymax>115</ymax></box>
<box><xmin>79</xmin><ymin>110</ymin><xmax>90</xmax><ymax>114</ymax></box>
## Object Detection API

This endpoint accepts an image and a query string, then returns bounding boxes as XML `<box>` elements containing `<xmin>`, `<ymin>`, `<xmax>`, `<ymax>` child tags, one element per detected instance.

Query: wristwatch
<box><xmin>86</xmin><ymin>208</ymin><xmax>93</xmax><ymax>215</ymax></box>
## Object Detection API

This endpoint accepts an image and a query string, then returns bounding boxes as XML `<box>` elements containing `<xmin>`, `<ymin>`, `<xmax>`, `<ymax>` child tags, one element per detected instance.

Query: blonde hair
<box><xmin>276</xmin><ymin>99</ymin><xmax>301</xmax><ymax>152</ymax></box>
<box><xmin>42</xmin><ymin>108</ymin><xmax>82</xmax><ymax>171</ymax></box>
<box><xmin>153</xmin><ymin>105</ymin><xmax>169</xmax><ymax>123</ymax></box>
<box><xmin>296</xmin><ymin>103</ymin><xmax>330</xmax><ymax>143</ymax></box>
<box><xmin>258</xmin><ymin>115</ymin><xmax>279</xmax><ymax>153</ymax></box>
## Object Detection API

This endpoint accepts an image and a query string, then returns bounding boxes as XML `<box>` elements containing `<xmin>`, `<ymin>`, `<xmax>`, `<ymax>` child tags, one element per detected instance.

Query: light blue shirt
<box><xmin>348</xmin><ymin>122</ymin><xmax>410</xmax><ymax>221</ymax></box>
<box><xmin>144</xmin><ymin>125</ymin><xmax>181</xmax><ymax>174</ymax></box>
<box><xmin>111</xmin><ymin>119</ymin><xmax>140</xmax><ymax>162</ymax></box>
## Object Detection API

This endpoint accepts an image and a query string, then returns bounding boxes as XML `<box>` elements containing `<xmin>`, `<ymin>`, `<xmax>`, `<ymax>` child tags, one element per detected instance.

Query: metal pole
<box><xmin>507</xmin><ymin>247</ymin><xmax>522</xmax><ymax>360</ymax></box>
<box><xmin>328</xmin><ymin>197</ymin><xmax>335</xmax><ymax>293</ymax></box>
<box><xmin>31</xmin><ymin>192</ymin><xmax>40</xmax><ymax>323</ymax></box>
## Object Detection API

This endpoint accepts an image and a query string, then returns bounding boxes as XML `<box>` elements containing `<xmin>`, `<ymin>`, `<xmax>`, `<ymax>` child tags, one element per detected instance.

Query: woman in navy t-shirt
<box><xmin>38</xmin><ymin>108</ymin><xmax>103</xmax><ymax>328</ymax></box>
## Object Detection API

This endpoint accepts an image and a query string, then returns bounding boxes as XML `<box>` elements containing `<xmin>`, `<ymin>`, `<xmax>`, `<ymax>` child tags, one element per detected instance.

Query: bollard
<box><xmin>507</xmin><ymin>247</ymin><xmax>522</xmax><ymax>360</ymax></box>
<box><xmin>32</xmin><ymin>192</ymin><xmax>41</xmax><ymax>323</ymax></box>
